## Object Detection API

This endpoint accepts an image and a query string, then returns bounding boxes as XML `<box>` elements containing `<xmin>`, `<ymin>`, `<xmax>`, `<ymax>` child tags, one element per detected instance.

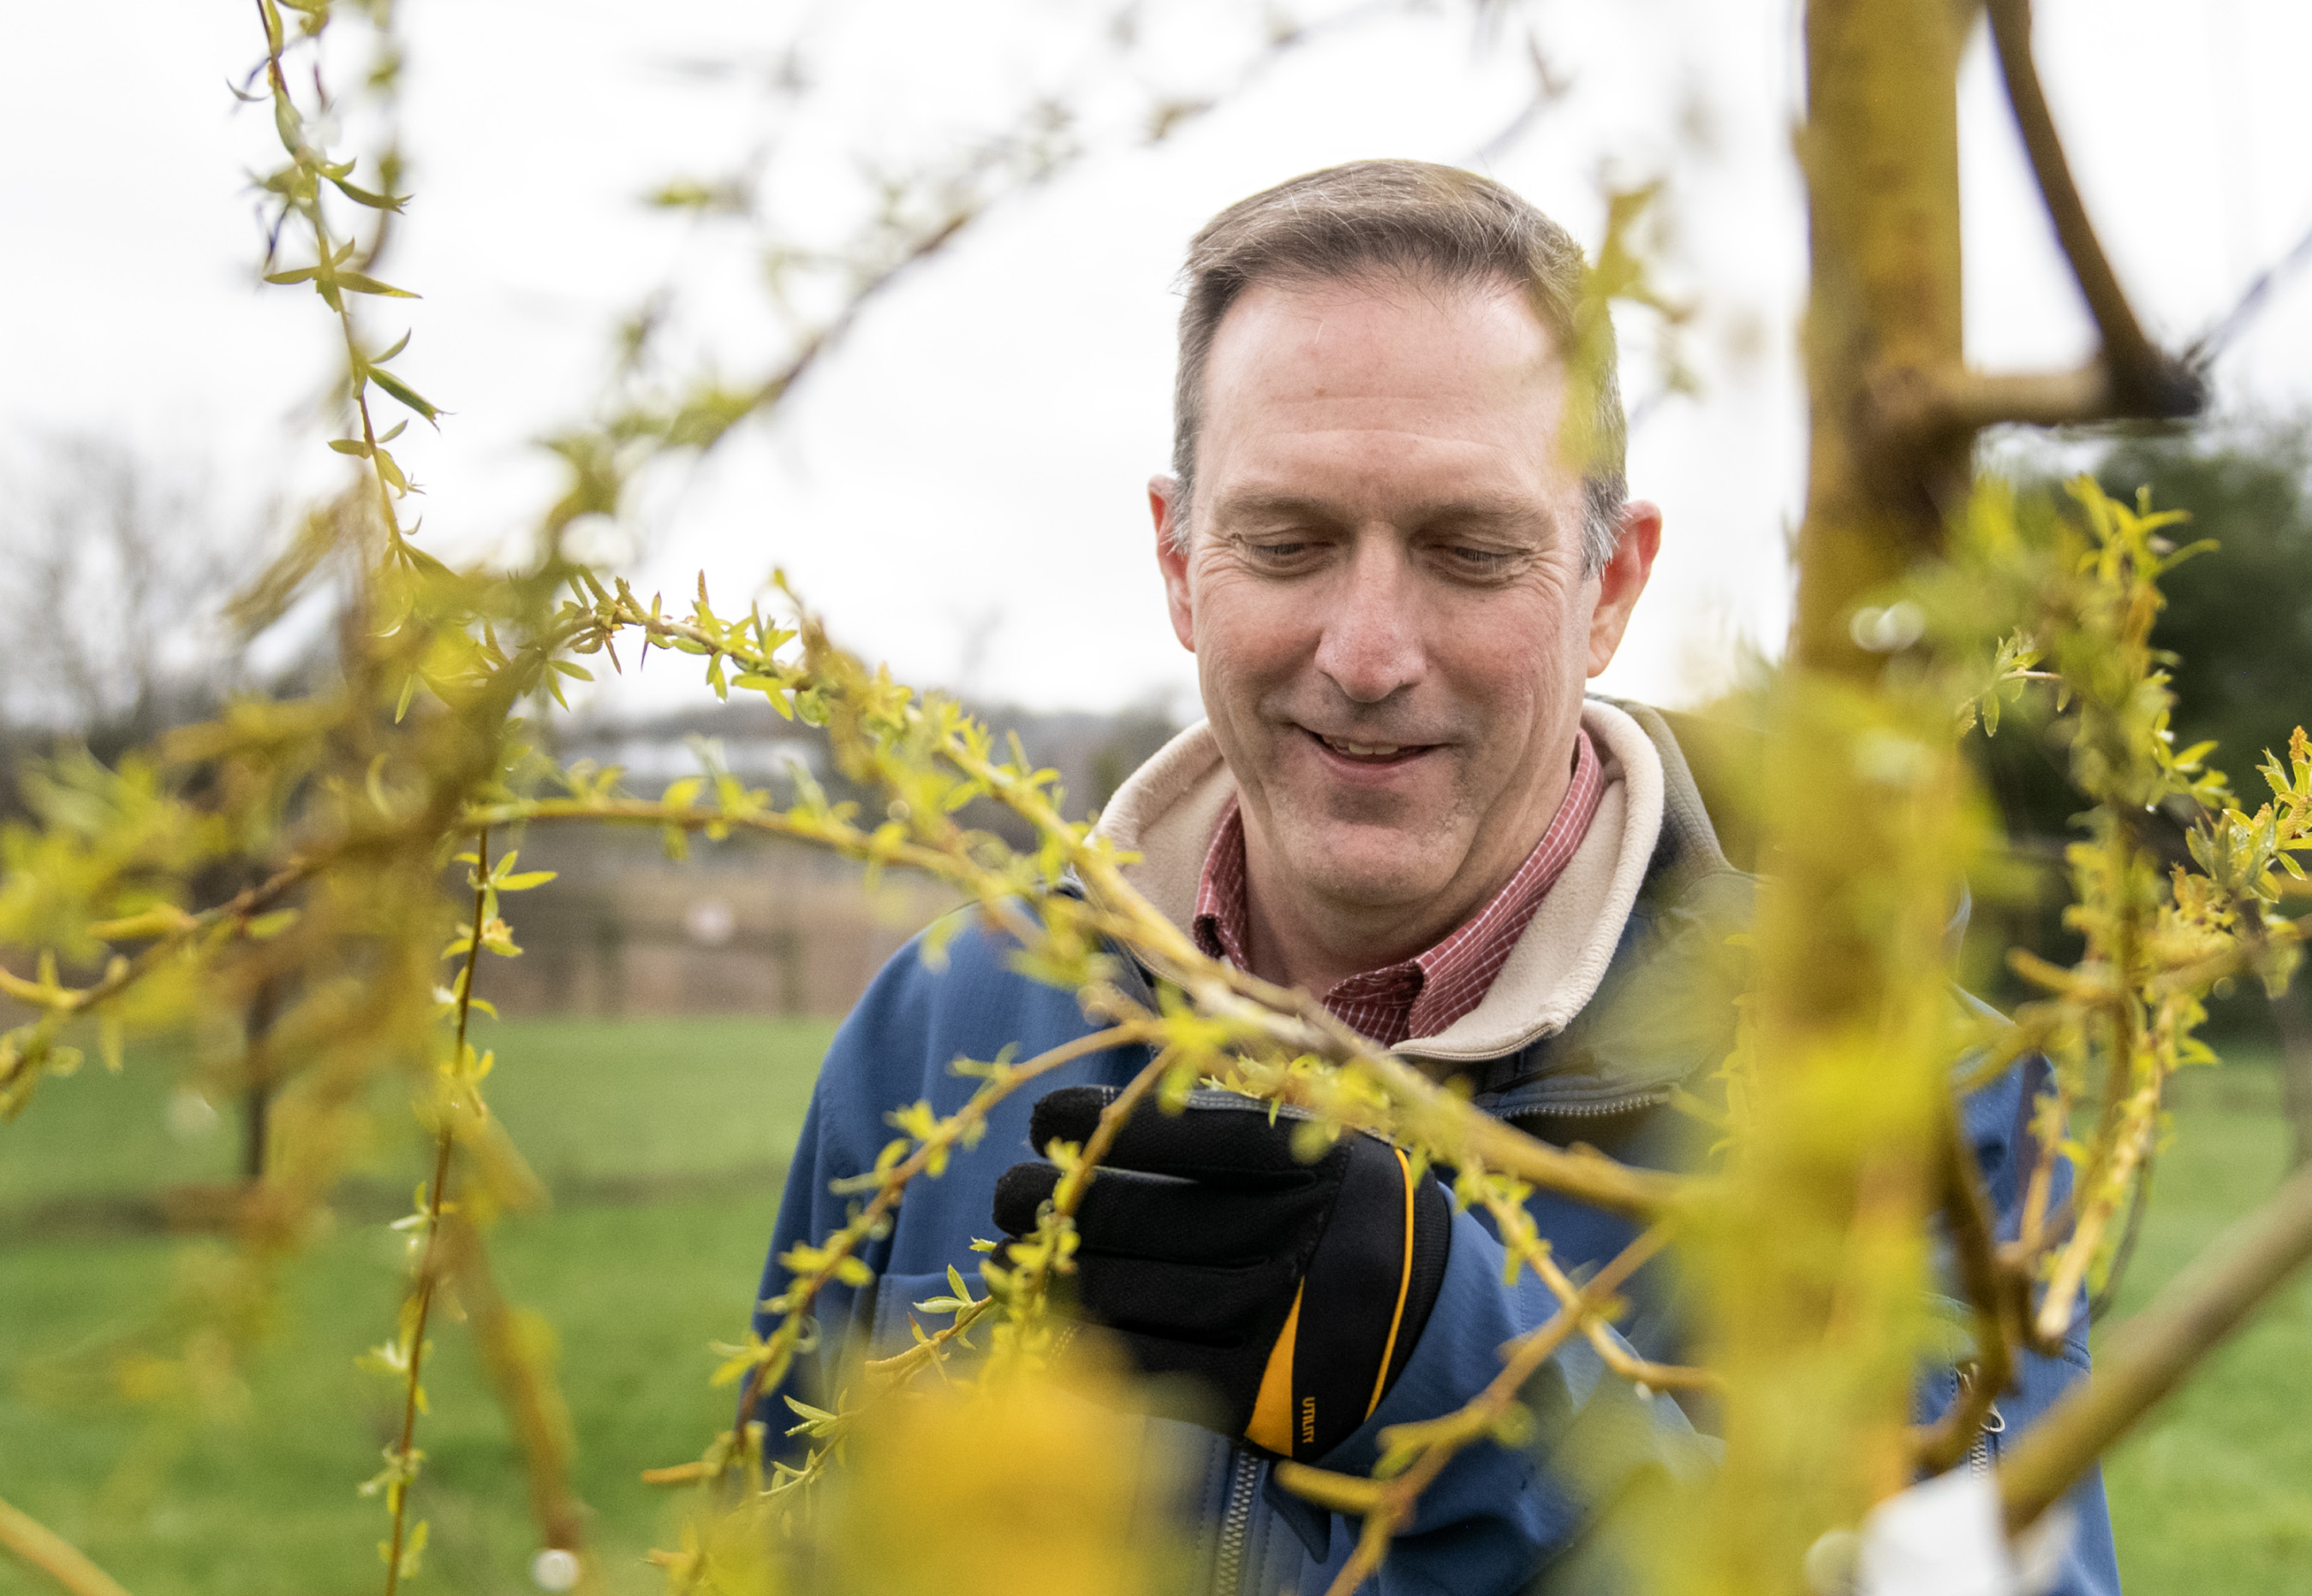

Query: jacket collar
<box><xmin>1093</xmin><ymin>698</ymin><xmax>1743</xmax><ymax>1079</ymax></box>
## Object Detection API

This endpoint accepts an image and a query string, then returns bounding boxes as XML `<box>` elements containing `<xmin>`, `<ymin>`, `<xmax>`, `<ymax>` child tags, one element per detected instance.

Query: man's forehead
<box><xmin>1195</xmin><ymin>277</ymin><xmax>1572</xmax><ymax>467</ymax></box>
<box><xmin>1192</xmin><ymin>274</ymin><xmax>1582</xmax><ymax>521</ymax></box>
<box><xmin>1208</xmin><ymin>271</ymin><xmax>1561</xmax><ymax>382</ymax></box>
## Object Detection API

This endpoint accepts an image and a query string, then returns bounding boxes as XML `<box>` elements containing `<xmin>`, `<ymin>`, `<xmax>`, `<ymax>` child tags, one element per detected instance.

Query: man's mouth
<box><xmin>1307</xmin><ymin>730</ymin><xmax>1434</xmax><ymax>765</ymax></box>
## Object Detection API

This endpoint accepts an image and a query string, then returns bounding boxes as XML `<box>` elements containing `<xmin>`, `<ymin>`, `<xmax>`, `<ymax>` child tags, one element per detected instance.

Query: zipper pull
<box><xmin>1953</xmin><ymin>1361</ymin><xmax>2005</xmax><ymax>1432</ymax></box>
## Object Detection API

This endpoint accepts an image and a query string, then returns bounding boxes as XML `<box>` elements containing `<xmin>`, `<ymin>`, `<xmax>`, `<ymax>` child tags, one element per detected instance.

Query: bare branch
<box><xmin>2188</xmin><ymin>213</ymin><xmax>2312</xmax><ymax>366</ymax></box>
<box><xmin>1914</xmin><ymin>1097</ymin><xmax>2024</xmax><ymax>1472</ymax></box>
<box><xmin>1925</xmin><ymin>365</ymin><xmax>2111</xmax><ymax>432</ymax></box>
<box><xmin>1875</xmin><ymin>360</ymin><xmax>2198</xmax><ymax>445</ymax></box>
<box><xmin>1466</xmin><ymin>31</ymin><xmax>1574</xmax><ymax>165</ymax></box>
<box><xmin>1999</xmin><ymin>1156</ymin><xmax>2312</xmax><ymax>1533</ymax></box>
<box><xmin>1984</xmin><ymin>0</ymin><xmax>2201</xmax><ymax>419</ymax></box>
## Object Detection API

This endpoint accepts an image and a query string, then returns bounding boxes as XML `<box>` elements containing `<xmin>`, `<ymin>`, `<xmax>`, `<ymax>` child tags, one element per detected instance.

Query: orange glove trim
<box><xmin>1246</xmin><ymin>1283</ymin><xmax>1304</xmax><ymax>1454</ymax></box>
<box><xmin>1366</xmin><ymin>1146</ymin><xmax>1419</xmax><ymax>1420</ymax></box>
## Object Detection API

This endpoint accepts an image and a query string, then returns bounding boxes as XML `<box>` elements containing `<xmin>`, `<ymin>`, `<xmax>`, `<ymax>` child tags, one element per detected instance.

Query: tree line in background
<box><xmin>14</xmin><ymin>417</ymin><xmax>2310</xmax><ymax>1047</ymax></box>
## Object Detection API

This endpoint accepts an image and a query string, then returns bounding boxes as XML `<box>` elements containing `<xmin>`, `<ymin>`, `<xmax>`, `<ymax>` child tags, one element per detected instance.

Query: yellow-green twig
<box><xmin>717</xmin><ymin>1020</ymin><xmax>1163</xmax><ymax>1488</ymax></box>
<box><xmin>0</xmin><ymin>1497</ymin><xmax>134</xmax><ymax>1596</ymax></box>
<box><xmin>378</xmin><ymin>828</ymin><xmax>492</xmax><ymax>1596</ymax></box>
<box><xmin>1279</xmin><ymin>1225</ymin><xmax>1677</xmax><ymax>1596</ymax></box>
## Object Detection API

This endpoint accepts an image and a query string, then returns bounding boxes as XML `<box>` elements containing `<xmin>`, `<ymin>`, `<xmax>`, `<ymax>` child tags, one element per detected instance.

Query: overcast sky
<box><xmin>4</xmin><ymin>0</ymin><xmax>2309</xmax><ymax>718</ymax></box>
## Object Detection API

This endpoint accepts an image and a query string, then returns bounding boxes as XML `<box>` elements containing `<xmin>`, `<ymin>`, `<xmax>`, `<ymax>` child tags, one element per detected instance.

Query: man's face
<box><xmin>1153</xmin><ymin>272</ymin><xmax>1659</xmax><ymax>942</ymax></box>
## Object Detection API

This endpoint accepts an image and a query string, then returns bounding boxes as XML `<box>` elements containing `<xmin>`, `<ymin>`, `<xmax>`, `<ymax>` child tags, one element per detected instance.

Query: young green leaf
<box><xmin>329</xmin><ymin>172</ymin><xmax>408</xmax><ymax>211</ymax></box>
<box><xmin>368</xmin><ymin>367</ymin><xmax>441</xmax><ymax>423</ymax></box>
<box><xmin>336</xmin><ymin>271</ymin><xmax>419</xmax><ymax>299</ymax></box>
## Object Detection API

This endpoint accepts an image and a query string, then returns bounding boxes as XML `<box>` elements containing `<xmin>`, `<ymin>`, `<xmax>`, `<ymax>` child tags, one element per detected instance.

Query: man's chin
<box><xmin>1278</xmin><ymin>831</ymin><xmax>1458</xmax><ymax>916</ymax></box>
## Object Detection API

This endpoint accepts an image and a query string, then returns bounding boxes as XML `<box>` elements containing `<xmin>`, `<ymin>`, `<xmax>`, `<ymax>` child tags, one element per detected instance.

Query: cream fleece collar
<box><xmin>1091</xmin><ymin>700</ymin><xmax>1667</xmax><ymax>1064</ymax></box>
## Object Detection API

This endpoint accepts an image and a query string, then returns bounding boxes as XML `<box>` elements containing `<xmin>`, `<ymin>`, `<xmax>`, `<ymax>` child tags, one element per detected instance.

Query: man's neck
<box><xmin>1236</xmin><ymin>771</ymin><xmax>1570</xmax><ymax>997</ymax></box>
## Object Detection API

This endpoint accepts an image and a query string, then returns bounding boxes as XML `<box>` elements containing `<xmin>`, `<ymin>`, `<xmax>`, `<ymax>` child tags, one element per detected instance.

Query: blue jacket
<box><xmin>752</xmin><ymin>703</ymin><xmax>2119</xmax><ymax>1593</ymax></box>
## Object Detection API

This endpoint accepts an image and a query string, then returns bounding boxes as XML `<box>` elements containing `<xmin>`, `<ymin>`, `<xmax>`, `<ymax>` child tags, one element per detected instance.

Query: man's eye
<box><xmin>1245</xmin><ymin>537</ymin><xmax>1320</xmax><ymax>564</ymax></box>
<box><xmin>1445</xmin><ymin>545</ymin><xmax>1513</xmax><ymax>573</ymax></box>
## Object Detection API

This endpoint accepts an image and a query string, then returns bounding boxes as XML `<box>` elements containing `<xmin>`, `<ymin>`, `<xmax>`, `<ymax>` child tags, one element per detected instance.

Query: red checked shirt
<box><xmin>1193</xmin><ymin>730</ymin><xmax>1606</xmax><ymax>1047</ymax></box>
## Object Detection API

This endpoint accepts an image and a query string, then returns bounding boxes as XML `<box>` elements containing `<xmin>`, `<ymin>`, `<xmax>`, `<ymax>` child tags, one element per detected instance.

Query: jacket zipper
<box><xmin>1213</xmin><ymin>1449</ymin><xmax>1261</xmax><ymax>1595</ymax></box>
<box><xmin>1967</xmin><ymin>1401</ymin><xmax>2005</xmax><ymax>1476</ymax></box>
<box><xmin>1506</xmin><ymin>1088</ymin><xmax>1672</xmax><ymax>1123</ymax></box>
<box><xmin>1955</xmin><ymin>1363</ymin><xmax>2006</xmax><ymax>1478</ymax></box>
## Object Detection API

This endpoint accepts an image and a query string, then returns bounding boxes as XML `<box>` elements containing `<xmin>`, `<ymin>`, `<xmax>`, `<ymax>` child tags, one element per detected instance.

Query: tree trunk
<box><xmin>1794</xmin><ymin>0</ymin><xmax>1972</xmax><ymax>672</ymax></box>
<box><xmin>1703</xmin><ymin>3</ymin><xmax>1977</xmax><ymax>1590</ymax></box>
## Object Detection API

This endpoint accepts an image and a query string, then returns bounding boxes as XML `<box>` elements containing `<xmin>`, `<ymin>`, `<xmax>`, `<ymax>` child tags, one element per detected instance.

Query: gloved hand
<box><xmin>991</xmin><ymin>1084</ymin><xmax>1451</xmax><ymax>1461</ymax></box>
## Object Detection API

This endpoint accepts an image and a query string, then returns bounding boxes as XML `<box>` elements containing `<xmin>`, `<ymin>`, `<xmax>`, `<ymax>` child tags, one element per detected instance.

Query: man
<box><xmin>755</xmin><ymin>160</ymin><xmax>2117</xmax><ymax>1593</ymax></box>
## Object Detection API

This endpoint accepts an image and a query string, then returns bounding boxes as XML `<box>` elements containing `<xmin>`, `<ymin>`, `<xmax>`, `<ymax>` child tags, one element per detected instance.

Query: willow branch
<box><xmin>562</xmin><ymin>595</ymin><xmax>1689</xmax><ymax>1221</ymax></box>
<box><xmin>0</xmin><ymin>864</ymin><xmax>311</xmax><ymax>1024</ymax></box>
<box><xmin>2190</xmin><ymin>213</ymin><xmax>2312</xmax><ymax>366</ymax></box>
<box><xmin>1279</xmin><ymin>1226</ymin><xmax>1676</xmax><ymax>1596</ymax></box>
<box><xmin>1999</xmin><ymin>1156</ymin><xmax>2312</xmax><ymax>1532</ymax></box>
<box><xmin>998</xmin><ymin>1046</ymin><xmax>1178</xmax><ymax>1337</ymax></box>
<box><xmin>0</xmin><ymin>1498</ymin><xmax>134</xmax><ymax>1596</ymax></box>
<box><xmin>380</xmin><ymin>827</ymin><xmax>491</xmax><ymax>1596</ymax></box>
<box><xmin>641</xmin><ymin>1295</ymin><xmax>1003</xmax><ymax>1492</ymax></box>
<box><xmin>253</xmin><ymin>0</ymin><xmax>410</xmax><ymax>552</ymax></box>
<box><xmin>1861</xmin><ymin>0</ymin><xmax>2208</xmax><ymax>444</ymax></box>
<box><xmin>437</xmin><ymin>1213</ymin><xmax>586</xmax><ymax>1553</ymax></box>
<box><xmin>602</xmin><ymin>0</ymin><xmax>1418</xmax><ymax>473</ymax></box>
<box><xmin>472</xmin><ymin>796</ymin><xmax>962</xmax><ymax>882</ymax></box>
<box><xmin>1522</xmin><ymin>1228</ymin><xmax>1718</xmax><ymax>1393</ymax></box>
<box><xmin>1914</xmin><ymin>1097</ymin><xmax>2025</xmax><ymax>1470</ymax></box>
<box><xmin>1984</xmin><ymin>0</ymin><xmax>2201</xmax><ymax>419</ymax></box>
<box><xmin>860</xmin><ymin>1295</ymin><xmax>1001</xmax><ymax>1387</ymax></box>
<box><xmin>717</xmin><ymin>1021</ymin><xmax>1162</xmax><ymax>1483</ymax></box>
<box><xmin>2036</xmin><ymin>878</ymin><xmax>2156</xmax><ymax>1345</ymax></box>
<box><xmin>2087</xmin><ymin>1140</ymin><xmax>2156</xmax><ymax>1323</ymax></box>
<box><xmin>1106</xmin><ymin>932</ymin><xmax>1683</xmax><ymax>1218</ymax></box>
<box><xmin>0</xmin><ymin>861</ymin><xmax>315</xmax><ymax>1106</ymax></box>
<box><xmin>2145</xmin><ymin>915</ymin><xmax>2309</xmax><ymax>1003</ymax></box>
<box><xmin>1925</xmin><ymin>365</ymin><xmax>2118</xmax><ymax>432</ymax></box>
<box><xmin>1874</xmin><ymin>360</ymin><xmax>2196</xmax><ymax>444</ymax></box>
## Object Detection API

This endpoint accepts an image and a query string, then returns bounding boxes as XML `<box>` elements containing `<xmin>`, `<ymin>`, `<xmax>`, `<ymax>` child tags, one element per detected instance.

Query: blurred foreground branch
<box><xmin>1999</xmin><ymin>1156</ymin><xmax>2312</xmax><ymax>1532</ymax></box>
<box><xmin>0</xmin><ymin>1498</ymin><xmax>134</xmax><ymax>1596</ymax></box>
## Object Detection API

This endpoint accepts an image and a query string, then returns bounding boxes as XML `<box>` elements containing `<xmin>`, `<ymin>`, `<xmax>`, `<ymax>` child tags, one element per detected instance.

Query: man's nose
<box><xmin>1312</xmin><ymin>535</ymin><xmax>1426</xmax><ymax>705</ymax></box>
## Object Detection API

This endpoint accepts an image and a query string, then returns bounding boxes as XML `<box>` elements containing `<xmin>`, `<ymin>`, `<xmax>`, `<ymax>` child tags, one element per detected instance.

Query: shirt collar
<box><xmin>1190</xmin><ymin>729</ymin><xmax>1605</xmax><ymax>1045</ymax></box>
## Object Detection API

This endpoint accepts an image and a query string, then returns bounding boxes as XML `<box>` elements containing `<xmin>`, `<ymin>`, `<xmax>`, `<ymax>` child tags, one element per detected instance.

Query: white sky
<box><xmin>3</xmin><ymin>0</ymin><xmax>2309</xmax><ymax>717</ymax></box>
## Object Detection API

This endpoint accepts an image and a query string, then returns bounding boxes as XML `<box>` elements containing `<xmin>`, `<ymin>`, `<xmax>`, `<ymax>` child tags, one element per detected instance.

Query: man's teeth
<box><xmin>1325</xmin><ymin>737</ymin><xmax>1407</xmax><ymax>757</ymax></box>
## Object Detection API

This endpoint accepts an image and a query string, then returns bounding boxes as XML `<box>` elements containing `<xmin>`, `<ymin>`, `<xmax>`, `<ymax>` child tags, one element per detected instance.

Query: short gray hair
<box><xmin>1168</xmin><ymin>159</ymin><xmax>1627</xmax><ymax>575</ymax></box>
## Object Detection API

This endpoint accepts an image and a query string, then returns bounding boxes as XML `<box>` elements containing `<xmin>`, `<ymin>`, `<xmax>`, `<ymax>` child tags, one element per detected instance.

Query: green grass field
<box><xmin>2</xmin><ymin>1018</ymin><xmax>2306</xmax><ymax>1593</ymax></box>
<box><xmin>2095</xmin><ymin>1063</ymin><xmax>2312</xmax><ymax>1593</ymax></box>
<box><xmin>1</xmin><ymin>1018</ymin><xmax>832</xmax><ymax>1596</ymax></box>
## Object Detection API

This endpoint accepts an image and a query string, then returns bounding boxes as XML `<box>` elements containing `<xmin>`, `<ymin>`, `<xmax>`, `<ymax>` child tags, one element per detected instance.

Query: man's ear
<box><xmin>1586</xmin><ymin>499</ymin><xmax>1663</xmax><ymax>677</ymax></box>
<box><xmin>1151</xmin><ymin>474</ymin><xmax>1195</xmax><ymax>652</ymax></box>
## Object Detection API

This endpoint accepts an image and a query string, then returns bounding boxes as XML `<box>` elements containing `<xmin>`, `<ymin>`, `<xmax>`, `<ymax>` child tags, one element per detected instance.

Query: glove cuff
<box><xmin>1246</xmin><ymin>1146</ymin><xmax>1451</xmax><ymax>1459</ymax></box>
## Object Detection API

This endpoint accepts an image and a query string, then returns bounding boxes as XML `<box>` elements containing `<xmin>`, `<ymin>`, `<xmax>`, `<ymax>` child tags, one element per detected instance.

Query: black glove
<box><xmin>991</xmin><ymin>1084</ymin><xmax>1451</xmax><ymax>1461</ymax></box>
